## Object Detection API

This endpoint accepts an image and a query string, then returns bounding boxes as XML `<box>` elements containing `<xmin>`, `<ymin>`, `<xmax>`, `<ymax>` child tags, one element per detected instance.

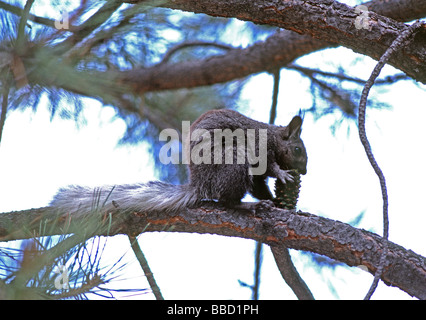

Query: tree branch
<box><xmin>15</xmin><ymin>0</ymin><xmax>426</xmax><ymax>104</ymax></box>
<box><xmin>159</xmin><ymin>41</ymin><xmax>233</xmax><ymax>65</ymax></box>
<box><xmin>363</xmin><ymin>0</ymin><xmax>426</xmax><ymax>22</ymax></box>
<box><xmin>128</xmin><ymin>235</ymin><xmax>164</xmax><ymax>300</ymax></box>
<box><xmin>358</xmin><ymin>20</ymin><xmax>424</xmax><ymax>300</ymax></box>
<box><xmin>118</xmin><ymin>0</ymin><xmax>426</xmax><ymax>93</ymax></box>
<box><xmin>119</xmin><ymin>30</ymin><xmax>330</xmax><ymax>92</ymax></box>
<box><xmin>266</xmin><ymin>73</ymin><xmax>314</xmax><ymax>300</ymax></box>
<box><xmin>0</xmin><ymin>71</ymin><xmax>11</xmax><ymax>147</ymax></box>
<box><xmin>54</xmin><ymin>0</ymin><xmax>124</xmax><ymax>54</ymax></box>
<box><xmin>15</xmin><ymin>0</ymin><xmax>35</xmax><ymax>54</ymax></box>
<box><xmin>138</xmin><ymin>0</ymin><xmax>426</xmax><ymax>84</ymax></box>
<box><xmin>270</xmin><ymin>244</ymin><xmax>314</xmax><ymax>300</ymax></box>
<box><xmin>1</xmin><ymin>203</ymin><xmax>425</xmax><ymax>299</ymax></box>
<box><xmin>0</xmin><ymin>1</ymin><xmax>62</xmax><ymax>30</ymax></box>
<box><xmin>268</xmin><ymin>69</ymin><xmax>280</xmax><ymax>125</ymax></box>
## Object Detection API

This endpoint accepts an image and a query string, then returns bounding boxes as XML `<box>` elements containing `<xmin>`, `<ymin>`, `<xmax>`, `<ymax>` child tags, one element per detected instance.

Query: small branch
<box><xmin>0</xmin><ymin>1</ymin><xmax>61</xmax><ymax>30</ymax></box>
<box><xmin>358</xmin><ymin>20</ymin><xmax>424</xmax><ymax>300</ymax></box>
<box><xmin>252</xmin><ymin>241</ymin><xmax>262</xmax><ymax>300</ymax></box>
<box><xmin>54</xmin><ymin>0</ymin><xmax>123</xmax><ymax>54</ymax></box>
<box><xmin>51</xmin><ymin>274</ymin><xmax>104</xmax><ymax>300</ymax></box>
<box><xmin>267</xmin><ymin>68</ymin><xmax>314</xmax><ymax>299</ymax></box>
<box><xmin>154</xmin><ymin>0</ymin><xmax>426</xmax><ymax>83</ymax></box>
<box><xmin>128</xmin><ymin>235</ymin><xmax>164</xmax><ymax>300</ymax></box>
<box><xmin>62</xmin><ymin>4</ymin><xmax>142</xmax><ymax>60</ymax></box>
<box><xmin>0</xmin><ymin>72</ymin><xmax>11</xmax><ymax>148</ymax></box>
<box><xmin>270</xmin><ymin>245</ymin><xmax>314</xmax><ymax>300</ymax></box>
<box><xmin>251</xmin><ymin>73</ymin><xmax>284</xmax><ymax>299</ymax></box>
<box><xmin>268</xmin><ymin>69</ymin><xmax>280</xmax><ymax>124</ymax></box>
<box><xmin>11</xmin><ymin>233</ymin><xmax>86</xmax><ymax>289</ymax></box>
<box><xmin>288</xmin><ymin>64</ymin><xmax>409</xmax><ymax>85</ymax></box>
<box><xmin>160</xmin><ymin>41</ymin><xmax>233</xmax><ymax>65</ymax></box>
<box><xmin>15</xmin><ymin>0</ymin><xmax>35</xmax><ymax>54</ymax></box>
<box><xmin>119</xmin><ymin>30</ymin><xmax>330</xmax><ymax>93</ymax></box>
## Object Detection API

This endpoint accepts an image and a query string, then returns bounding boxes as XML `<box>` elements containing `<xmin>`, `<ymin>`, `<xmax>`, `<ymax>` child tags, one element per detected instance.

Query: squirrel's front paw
<box><xmin>277</xmin><ymin>169</ymin><xmax>294</xmax><ymax>184</ymax></box>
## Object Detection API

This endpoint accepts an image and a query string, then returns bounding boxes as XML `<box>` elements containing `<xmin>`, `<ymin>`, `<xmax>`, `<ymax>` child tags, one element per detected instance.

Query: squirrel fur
<box><xmin>51</xmin><ymin>109</ymin><xmax>307</xmax><ymax>215</ymax></box>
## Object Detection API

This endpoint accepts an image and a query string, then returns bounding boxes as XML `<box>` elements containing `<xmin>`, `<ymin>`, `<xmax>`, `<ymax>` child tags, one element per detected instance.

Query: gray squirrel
<box><xmin>51</xmin><ymin>109</ymin><xmax>307</xmax><ymax>215</ymax></box>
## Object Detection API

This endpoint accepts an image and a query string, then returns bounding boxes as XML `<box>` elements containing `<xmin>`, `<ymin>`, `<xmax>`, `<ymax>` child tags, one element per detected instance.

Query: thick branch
<box><xmin>1</xmin><ymin>204</ymin><xmax>425</xmax><ymax>299</ymax></box>
<box><xmin>119</xmin><ymin>30</ymin><xmax>328</xmax><ymax>93</ymax></box>
<box><xmin>363</xmin><ymin>0</ymin><xmax>426</xmax><ymax>22</ymax></box>
<box><xmin>122</xmin><ymin>0</ymin><xmax>426</xmax><ymax>88</ymax></box>
<box><xmin>14</xmin><ymin>0</ymin><xmax>426</xmax><ymax>101</ymax></box>
<box><xmin>4</xmin><ymin>0</ymin><xmax>426</xmax><ymax>101</ymax></box>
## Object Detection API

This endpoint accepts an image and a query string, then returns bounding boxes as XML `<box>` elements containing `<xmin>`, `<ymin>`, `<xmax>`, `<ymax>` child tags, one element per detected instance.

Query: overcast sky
<box><xmin>0</xmin><ymin>0</ymin><xmax>425</xmax><ymax>300</ymax></box>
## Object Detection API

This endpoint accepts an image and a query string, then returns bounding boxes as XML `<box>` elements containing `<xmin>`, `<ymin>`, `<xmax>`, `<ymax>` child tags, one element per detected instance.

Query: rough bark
<box><xmin>1</xmin><ymin>203</ymin><xmax>425</xmax><ymax>299</ymax></box>
<box><xmin>120</xmin><ymin>30</ymin><xmax>330</xmax><ymax>93</ymax></box>
<box><xmin>142</xmin><ymin>0</ymin><xmax>426</xmax><ymax>83</ymax></box>
<box><xmin>7</xmin><ymin>0</ymin><xmax>426</xmax><ymax>102</ymax></box>
<box><xmin>363</xmin><ymin>0</ymin><xmax>426</xmax><ymax>21</ymax></box>
<box><xmin>119</xmin><ymin>0</ymin><xmax>426</xmax><ymax>93</ymax></box>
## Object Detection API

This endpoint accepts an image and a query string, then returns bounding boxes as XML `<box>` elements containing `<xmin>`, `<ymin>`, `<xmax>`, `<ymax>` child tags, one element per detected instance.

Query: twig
<box><xmin>359</xmin><ymin>20</ymin><xmax>424</xmax><ymax>300</ymax></box>
<box><xmin>269</xmin><ymin>69</ymin><xmax>280</xmax><ymax>124</ymax></box>
<box><xmin>52</xmin><ymin>274</ymin><xmax>104</xmax><ymax>300</ymax></box>
<box><xmin>15</xmin><ymin>0</ymin><xmax>35</xmax><ymax>54</ymax></box>
<box><xmin>54</xmin><ymin>0</ymin><xmax>123</xmax><ymax>55</ymax></box>
<box><xmin>252</xmin><ymin>69</ymin><xmax>282</xmax><ymax>299</ymax></box>
<box><xmin>159</xmin><ymin>41</ymin><xmax>233</xmax><ymax>65</ymax></box>
<box><xmin>270</xmin><ymin>245</ymin><xmax>314</xmax><ymax>300</ymax></box>
<box><xmin>265</xmin><ymin>70</ymin><xmax>314</xmax><ymax>299</ymax></box>
<box><xmin>62</xmin><ymin>3</ymin><xmax>139</xmax><ymax>59</ymax></box>
<box><xmin>0</xmin><ymin>1</ymin><xmax>61</xmax><ymax>30</ymax></box>
<box><xmin>0</xmin><ymin>72</ymin><xmax>11</xmax><ymax>148</ymax></box>
<box><xmin>128</xmin><ymin>235</ymin><xmax>164</xmax><ymax>300</ymax></box>
<box><xmin>252</xmin><ymin>241</ymin><xmax>262</xmax><ymax>300</ymax></box>
<box><xmin>11</xmin><ymin>233</ymin><xmax>86</xmax><ymax>289</ymax></box>
<box><xmin>288</xmin><ymin>64</ymin><xmax>409</xmax><ymax>85</ymax></box>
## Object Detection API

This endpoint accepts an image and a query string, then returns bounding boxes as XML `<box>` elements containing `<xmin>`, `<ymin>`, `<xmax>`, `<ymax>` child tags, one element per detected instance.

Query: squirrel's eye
<box><xmin>294</xmin><ymin>146</ymin><xmax>302</xmax><ymax>155</ymax></box>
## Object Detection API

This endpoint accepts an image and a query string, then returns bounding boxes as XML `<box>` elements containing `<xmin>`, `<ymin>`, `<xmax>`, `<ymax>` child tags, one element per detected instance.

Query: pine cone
<box><xmin>274</xmin><ymin>170</ymin><xmax>301</xmax><ymax>210</ymax></box>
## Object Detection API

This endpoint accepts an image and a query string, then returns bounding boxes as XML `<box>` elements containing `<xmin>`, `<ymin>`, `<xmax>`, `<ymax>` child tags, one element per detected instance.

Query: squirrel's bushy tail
<box><xmin>50</xmin><ymin>181</ymin><xmax>198</xmax><ymax>215</ymax></box>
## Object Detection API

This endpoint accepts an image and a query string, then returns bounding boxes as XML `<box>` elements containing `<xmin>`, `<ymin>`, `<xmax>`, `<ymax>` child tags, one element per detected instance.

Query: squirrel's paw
<box><xmin>277</xmin><ymin>169</ymin><xmax>294</xmax><ymax>184</ymax></box>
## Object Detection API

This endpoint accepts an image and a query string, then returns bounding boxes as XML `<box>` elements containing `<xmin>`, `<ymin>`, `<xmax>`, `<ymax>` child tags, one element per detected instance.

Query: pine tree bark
<box><xmin>1</xmin><ymin>204</ymin><xmax>425</xmax><ymax>299</ymax></box>
<box><xmin>9</xmin><ymin>0</ymin><xmax>426</xmax><ymax>101</ymax></box>
<box><xmin>121</xmin><ymin>0</ymin><xmax>426</xmax><ymax>89</ymax></box>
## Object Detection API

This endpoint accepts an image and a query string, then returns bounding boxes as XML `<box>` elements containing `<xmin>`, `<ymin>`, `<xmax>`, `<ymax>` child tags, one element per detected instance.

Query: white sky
<box><xmin>0</xmin><ymin>0</ymin><xmax>425</xmax><ymax>300</ymax></box>
<box><xmin>1</xmin><ymin>50</ymin><xmax>425</xmax><ymax>299</ymax></box>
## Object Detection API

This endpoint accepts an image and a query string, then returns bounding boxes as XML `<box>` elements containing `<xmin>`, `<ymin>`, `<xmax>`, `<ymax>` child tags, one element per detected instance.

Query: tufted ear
<box><xmin>280</xmin><ymin>116</ymin><xmax>303</xmax><ymax>140</ymax></box>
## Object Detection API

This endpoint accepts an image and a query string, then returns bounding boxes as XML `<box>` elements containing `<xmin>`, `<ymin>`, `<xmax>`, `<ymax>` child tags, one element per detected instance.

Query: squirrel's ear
<box><xmin>281</xmin><ymin>116</ymin><xmax>303</xmax><ymax>139</ymax></box>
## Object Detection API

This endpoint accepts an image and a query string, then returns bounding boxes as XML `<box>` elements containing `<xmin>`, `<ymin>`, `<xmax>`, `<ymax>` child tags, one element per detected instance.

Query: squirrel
<box><xmin>51</xmin><ymin>109</ymin><xmax>307</xmax><ymax>215</ymax></box>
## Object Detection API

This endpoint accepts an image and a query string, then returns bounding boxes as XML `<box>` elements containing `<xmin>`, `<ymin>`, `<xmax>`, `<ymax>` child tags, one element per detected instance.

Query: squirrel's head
<box><xmin>276</xmin><ymin>116</ymin><xmax>308</xmax><ymax>175</ymax></box>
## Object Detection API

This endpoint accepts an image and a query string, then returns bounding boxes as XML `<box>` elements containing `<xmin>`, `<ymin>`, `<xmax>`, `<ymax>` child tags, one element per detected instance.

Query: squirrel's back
<box><xmin>188</xmin><ymin>109</ymin><xmax>275</xmax><ymax>205</ymax></box>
